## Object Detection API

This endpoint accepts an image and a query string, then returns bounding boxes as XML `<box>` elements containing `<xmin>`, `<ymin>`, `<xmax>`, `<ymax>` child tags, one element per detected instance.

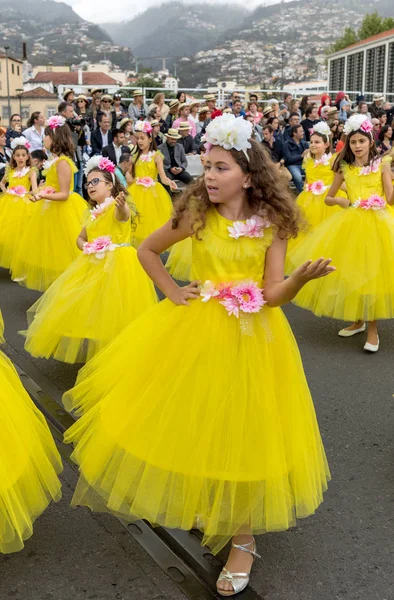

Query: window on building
<box><xmin>387</xmin><ymin>42</ymin><xmax>394</xmax><ymax>94</ymax></box>
<box><xmin>21</xmin><ymin>106</ymin><xmax>30</xmax><ymax>120</ymax></box>
<box><xmin>47</xmin><ymin>107</ymin><xmax>57</xmax><ymax>118</ymax></box>
<box><xmin>17</xmin><ymin>66</ymin><xmax>20</xmax><ymax>76</ymax></box>
<box><xmin>329</xmin><ymin>57</ymin><xmax>345</xmax><ymax>92</ymax></box>
<box><xmin>2</xmin><ymin>106</ymin><xmax>10</xmax><ymax>121</ymax></box>
<box><xmin>12</xmin><ymin>63</ymin><xmax>14</xmax><ymax>74</ymax></box>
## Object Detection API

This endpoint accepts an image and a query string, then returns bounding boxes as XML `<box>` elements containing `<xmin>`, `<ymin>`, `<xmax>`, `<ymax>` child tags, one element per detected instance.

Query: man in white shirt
<box><xmin>102</xmin><ymin>131</ymin><xmax>130</xmax><ymax>165</ymax></box>
<box><xmin>91</xmin><ymin>115</ymin><xmax>113</xmax><ymax>155</ymax></box>
<box><xmin>23</xmin><ymin>111</ymin><xmax>45</xmax><ymax>151</ymax></box>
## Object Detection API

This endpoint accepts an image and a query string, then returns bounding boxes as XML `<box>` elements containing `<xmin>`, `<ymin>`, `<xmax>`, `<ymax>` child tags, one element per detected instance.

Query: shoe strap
<box><xmin>219</xmin><ymin>568</ymin><xmax>249</xmax><ymax>580</ymax></box>
<box><xmin>231</xmin><ymin>540</ymin><xmax>261</xmax><ymax>559</ymax></box>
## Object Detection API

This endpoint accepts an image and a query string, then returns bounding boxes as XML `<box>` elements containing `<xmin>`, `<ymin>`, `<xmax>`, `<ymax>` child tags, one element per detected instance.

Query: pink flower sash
<box><xmin>351</xmin><ymin>195</ymin><xmax>386</xmax><ymax>210</ymax></box>
<box><xmin>8</xmin><ymin>185</ymin><xmax>28</xmax><ymax>198</ymax></box>
<box><xmin>136</xmin><ymin>177</ymin><xmax>156</xmax><ymax>188</ymax></box>
<box><xmin>304</xmin><ymin>180</ymin><xmax>329</xmax><ymax>195</ymax></box>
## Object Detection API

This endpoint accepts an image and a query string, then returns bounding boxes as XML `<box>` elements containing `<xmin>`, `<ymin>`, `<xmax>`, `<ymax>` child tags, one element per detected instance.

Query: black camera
<box><xmin>67</xmin><ymin>117</ymin><xmax>86</xmax><ymax>130</ymax></box>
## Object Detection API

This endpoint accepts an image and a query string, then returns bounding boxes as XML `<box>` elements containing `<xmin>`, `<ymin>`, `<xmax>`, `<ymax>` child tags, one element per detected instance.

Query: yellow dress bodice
<box><xmin>45</xmin><ymin>155</ymin><xmax>77</xmax><ymax>192</ymax></box>
<box><xmin>134</xmin><ymin>151</ymin><xmax>161</xmax><ymax>180</ymax></box>
<box><xmin>85</xmin><ymin>202</ymin><xmax>131</xmax><ymax>245</ymax></box>
<box><xmin>303</xmin><ymin>154</ymin><xmax>336</xmax><ymax>186</ymax></box>
<box><xmin>7</xmin><ymin>168</ymin><xmax>32</xmax><ymax>192</ymax></box>
<box><xmin>341</xmin><ymin>156</ymin><xmax>392</xmax><ymax>203</ymax></box>
<box><xmin>191</xmin><ymin>208</ymin><xmax>274</xmax><ymax>283</ymax></box>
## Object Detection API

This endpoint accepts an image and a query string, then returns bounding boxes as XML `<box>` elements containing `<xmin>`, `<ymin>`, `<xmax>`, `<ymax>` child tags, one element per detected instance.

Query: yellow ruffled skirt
<box><xmin>23</xmin><ymin>246</ymin><xmax>158</xmax><ymax>364</ymax></box>
<box><xmin>64</xmin><ymin>298</ymin><xmax>330</xmax><ymax>554</ymax></box>
<box><xmin>0</xmin><ymin>318</ymin><xmax>62</xmax><ymax>553</ymax></box>
<box><xmin>287</xmin><ymin>206</ymin><xmax>394</xmax><ymax>321</ymax></box>
<box><xmin>10</xmin><ymin>193</ymin><xmax>86</xmax><ymax>292</ymax></box>
<box><xmin>0</xmin><ymin>193</ymin><xmax>34</xmax><ymax>269</ymax></box>
<box><xmin>128</xmin><ymin>182</ymin><xmax>173</xmax><ymax>246</ymax></box>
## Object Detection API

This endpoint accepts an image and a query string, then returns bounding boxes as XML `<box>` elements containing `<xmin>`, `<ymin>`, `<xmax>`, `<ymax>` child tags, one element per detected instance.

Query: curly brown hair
<box><xmin>44</xmin><ymin>124</ymin><xmax>75</xmax><ymax>159</ymax></box>
<box><xmin>87</xmin><ymin>167</ymin><xmax>139</xmax><ymax>228</ymax></box>
<box><xmin>9</xmin><ymin>146</ymin><xmax>31</xmax><ymax>170</ymax></box>
<box><xmin>172</xmin><ymin>140</ymin><xmax>300</xmax><ymax>239</ymax></box>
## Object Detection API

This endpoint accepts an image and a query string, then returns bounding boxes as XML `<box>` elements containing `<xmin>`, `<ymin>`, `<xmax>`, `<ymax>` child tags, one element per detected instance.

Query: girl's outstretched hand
<box><xmin>168</xmin><ymin>281</ymin><xmax>201</xmax><ymax>306</ymax></box>
<box><xmin>292</xmin><ymin>258</ymin><xmax>336</xmax><ymax>283</ymax></box>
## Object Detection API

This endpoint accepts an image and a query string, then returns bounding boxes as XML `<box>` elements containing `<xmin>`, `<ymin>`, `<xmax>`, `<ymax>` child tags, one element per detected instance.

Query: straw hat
<box><xmin>165</xmin><ymin>128</ymin><xmax>181</xmax><ymax>139</ymax></box>
<box><xmin>198</xmin><ymin>106</ymin><xmax>210</xmax><ymax>114</ymax></box>
<box><xmin>76</xmin><ymin>94</ymin><xmax>87</xmax><ymax>102</ymax></box>
<box><xmin>91</xmin><ymin>88</ymin><xmax>102</xmax><ymax>95</ymax></box>
<box><xmin>326</xmin><ymin>106</ymin><xmax>338</xmax><ymax>116</ymax></box>
<box><xmin>118</xmin><ymin>117</ymin><xmax>133</xmax><ymax>129</ymax></box>
<box><xmin>169</xmin><ymin>99</ymin><xmax>180</xmax><ymax>109</ymax></box>
<box><xmin>178</xmin><ymin>102</ymin><xmax>190</xmax><ymax>110</ymax></box>
<box><xmin>178</xmin><ymin>122</ymin><xmax>191</xmax><ymax>131</ymax></box>
<box><xmin>101</xmin><ymin>94</ymin><xmax>113</xmax><ymax>103</ymax></box>
<box><xmin>133</xmin><ymin>89</ymin><xmax>144</xmax><ymax>97</ymax></box>
<box><xmin>204</xmin><ymin>94</ymin><xmax>216</xmax><ymax>101</ymax></box>
<box><xmin>63</xmin><ymin>88</ymin><xmax>74</xmax><ymax>100</ymax></box>
<box><xmin>189</xmin><ymin>100</ymin><xmax>201</xmax><ymax>108</ymax></box>
<box><xmin>262</xmin><ymin>105</ymin><xmax>273</xmax><ymax>116</ymax></box>
<box><xmin>150</xmin><ymin>119</ymin><xmax>160</xmax><ymax>127</ymax></box>
<box><xmin>373</xmin><ymin>94</ymin><xmax>384</xmax><ymax>102</ymax></box>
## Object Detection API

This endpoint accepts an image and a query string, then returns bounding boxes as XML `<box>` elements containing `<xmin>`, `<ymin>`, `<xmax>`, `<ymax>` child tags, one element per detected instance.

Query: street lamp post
<box><xmin>4</xmin><ymin>46</ymin><xmax>11</xmax><ymax>126</ymax></box>
<box><xmin>281</xmin><ymin>52</ymin><xmax>285</xmax><ymax>90</ymax></box>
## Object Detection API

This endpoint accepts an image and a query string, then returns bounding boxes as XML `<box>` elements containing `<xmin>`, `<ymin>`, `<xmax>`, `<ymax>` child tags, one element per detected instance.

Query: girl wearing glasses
<box><xmin>10</xmin><ymin>117</ymin><xmax>86</xmax><ymax>292</ymax></box>
<box><xmin>22</xmin><ymin>156</ymin><xmax>157</xmax><ymax>364</ymax></box>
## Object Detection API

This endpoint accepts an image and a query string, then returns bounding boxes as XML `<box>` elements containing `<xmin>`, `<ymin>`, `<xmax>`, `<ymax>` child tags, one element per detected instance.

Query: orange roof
<box><xmin>342</xmin><ymin>28</ymin><xmax>394</xmax><ymax>52</ymax></box>
<box><xmin>17</xmin><ymin>86</ymin><xmax>58</xmax><ymax>99</ymax></box>
<box><xmin>29</xmin><ymin>72</ymin><xmax>119</xmax><ymax>85</ymax></box>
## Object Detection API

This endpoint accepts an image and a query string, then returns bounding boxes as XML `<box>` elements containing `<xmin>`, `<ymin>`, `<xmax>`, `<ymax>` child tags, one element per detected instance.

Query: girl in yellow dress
<box><xmin>0</xmin><ymin>311</ymin><xmax>62</xmax><ymax>553</ymax></box>
<box><xmin>11</xmin><ymin>116</ymin><xmax>86</xmax><ymax>291</ymax></box>
<box><xmin>292</xmin><ymin>122</ymin><xmax>343</xmax><ymax>238</ymax></box>
<box><xmin>63</xmin><ymin>115</ymin><xmax>333</xmax><ymax>596</ymax></box>
<box><xmin>128</xmin><ymin>120</ymin><xmax>177</xmax><ymax>246</ymax></box>
<box><xmin>23</xmin><ymin>157</ymin><xmax>158</xmax><ymax>364</ymax></box>
<box><xmin>0</xmin><ymin>137</ymin><xmax>38</xmax><ymax>269</ymax></box>
<box><xmin>287</xmin><ymin>114</ymin><xmax>394</xmax><ymax>353</ymax></box>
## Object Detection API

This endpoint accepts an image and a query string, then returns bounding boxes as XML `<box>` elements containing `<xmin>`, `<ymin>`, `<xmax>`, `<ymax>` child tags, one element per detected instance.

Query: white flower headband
<box><xmin>134</xmin><ymin>120</ymin><xmax>152</xmax><ymax>134</ymax></box>
<box><xmin>344</xmin><ymin>114</ymin><xmax>373</xmax><ymax>136</ymax></box>
<box><xmin>309</xmin><ymin>122</ymin><xmax>332</xmax><ymax>138</ymax></box>
<box><xmin>84</xmin><ymin>156</ymin><xmax>116</xmax><ymax>182</ymax></box>
<box><xmin>11</xmin><ymin>136</ymin><xmax>31</xmax><ymax>151</ymax></box>
<box><xmin>203</xmin><ymin>113</ymin><xmax>253</xmax><ymax>160</ymax></box>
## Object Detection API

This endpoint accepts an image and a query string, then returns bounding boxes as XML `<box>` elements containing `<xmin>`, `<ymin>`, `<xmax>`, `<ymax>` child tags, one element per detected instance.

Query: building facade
<box><xmin>328</xmin><ymin>29</ymin><xmax>394</xmax><ymax>100</ymax></box>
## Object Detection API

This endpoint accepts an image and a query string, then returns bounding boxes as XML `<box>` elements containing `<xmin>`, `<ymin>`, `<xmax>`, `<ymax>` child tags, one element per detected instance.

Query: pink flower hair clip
<box><xmin>47</xmin><ymin>115</ymin><xmax>66</xmax><ymax>130</ymax></box>
<box><xmin>84</xmin><ymin>156</ymin><xmax>116</xmax><ymax>177</ymax></box>
<box><xmin>98</xmin><ymin>157</ymin><xmax>116</xmax><ymax>173</ymax></box>
<box><xmin>359</xmin><ymin>120</ymin><xmax>373</xmax><ymax>134</ymax></box>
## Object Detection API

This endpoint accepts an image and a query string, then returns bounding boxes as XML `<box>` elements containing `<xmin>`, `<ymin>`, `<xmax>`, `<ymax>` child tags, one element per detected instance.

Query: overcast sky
<box><xmin>58</xmin><ymin>0</ymin><xmax>270</xmax><ymax>24</ymax></box>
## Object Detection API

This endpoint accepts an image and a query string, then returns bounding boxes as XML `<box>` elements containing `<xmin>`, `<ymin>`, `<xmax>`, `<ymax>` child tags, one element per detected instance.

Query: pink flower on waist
<box><xmin>353</xmin><ymin>194</ymin><xmax>386</xmax><ymax>210</ymax></box>
<box><xmin>39</xmin><ymin>186</ymin><xmax>56</xmax><ymax>196</ymax></box>
<box><xmin>136</xmin><ymin>177</ymin><xmax>156</xmax><ymax>187</ymax></box>
<box><xmin>83</xmin><ymin>235</ymin><xmax>116</xmax><ymax>259</ymax></box>
<box><xmin>305</xmin><ymin>180</ymin><xmax>328</xmax><ymax>195</ymax></box>
<box><xmin>200</xmin><ymin>279</ymin><xmax>266</xmax><ymax>318</ymax></box>
<box><xmin>8</xmin><ymin>185</ymin><xmax>27</xmax><ymax>197</ymax></box>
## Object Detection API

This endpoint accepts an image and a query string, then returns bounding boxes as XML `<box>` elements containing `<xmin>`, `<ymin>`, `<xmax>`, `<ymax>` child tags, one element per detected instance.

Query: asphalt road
<box><xmin>1</xmin><ymin>265</ymin><xmax>394</xmax><ymax>600</ymax></box>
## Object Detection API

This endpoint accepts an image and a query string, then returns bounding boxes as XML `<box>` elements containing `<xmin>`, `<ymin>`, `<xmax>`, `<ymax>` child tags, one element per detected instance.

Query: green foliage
<box><xmin>329</xmin><ymin>11</ymin><xmax>394</xmax><ymax>54</ymax></box>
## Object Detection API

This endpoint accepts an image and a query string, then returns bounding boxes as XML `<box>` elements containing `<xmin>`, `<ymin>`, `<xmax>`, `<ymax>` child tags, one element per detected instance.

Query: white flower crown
<box><xmin>11</xmin><ymin>136</ymin><xmax>31</xmax><ymax>151</ymax></box>
<box><xmin>343</xmin><ymin>114</ymin><xmax>373</xmax><ymax>136</ymax></box>
<box><xmin>310</xmin><ymin>122</ymin><xmax>331</xmax><ymax>138</ymax></box>
<box><xmin>203</xmin><ymin>113</ymin><xmax>252</xmax><ymax>157</ymax></box>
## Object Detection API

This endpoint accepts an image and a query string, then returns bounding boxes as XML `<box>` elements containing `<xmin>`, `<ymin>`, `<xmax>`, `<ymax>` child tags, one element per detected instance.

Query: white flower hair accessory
<box><xmin>344</xmin><ymin>114</ymin><xmax>373</xmax><ymax>136</ymax></box>
<box><xmin>84</xmin><ymin>156</ymin><xmax>116</xmax><ymax>177</ymax></box>
<box><xmin>310</xmin><ymin>122</ymin><xmax>331</xmax><ymax>138</ymax></box>
<box><xmin>10</xmin><ymin>136</ymin><xmax>31</xmax><ymax>151</ymax></box>
<box><xmin>134</xmin><ymin>120</ymin><xmax>152</xmax><ymax>134</ymax></box>
<box><xmin>203</xmin><ymin>114</ymin><xmax>253</xmax><ymax>159</ymax></box>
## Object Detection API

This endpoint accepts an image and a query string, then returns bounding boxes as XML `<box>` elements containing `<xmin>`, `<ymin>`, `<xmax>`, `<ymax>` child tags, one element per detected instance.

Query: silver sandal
<box><xmin>216</xmin><ymin>538</ymin><xmax>261</xmax><ymax>597</ymax></box>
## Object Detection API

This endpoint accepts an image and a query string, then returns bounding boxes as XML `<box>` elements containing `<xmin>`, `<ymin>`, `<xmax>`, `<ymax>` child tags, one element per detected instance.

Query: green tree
<box><xmin>329</xmin><ymin>27</ymin><xmax>358</xmax><ymax>53</ymax></box>
<box><xmin>328</xmin><ymin>11</ymin><xmax>394</xmax><ymax>54</ymax></box>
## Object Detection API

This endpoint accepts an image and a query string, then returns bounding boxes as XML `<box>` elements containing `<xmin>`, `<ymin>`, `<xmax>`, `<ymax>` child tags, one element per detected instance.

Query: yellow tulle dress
<box><xmin>0</xmin><ymin>311</ymin><xmax>62</xmax><ymax>553</ymax></box>
<box><xmin>23</xmin><ymin>200</ymin><xmax>158</xmax><ymax>364</ymax></box>
<box><xmin>287</xmin><ymin>156</ymin><xmax>394</xmax><ymax>321</ymax></box>
<box><xmin>287</xmin><ymin>154</ymin><xmax>345</xmax><ymax>254</ymax></box>
<box><xmin>128</xmin><ymin>151</ymin><xmax>173</xmax><ymax>246</ymax></box>
<box><xmin>0</xmin><ymin>167</ymin><xmax>35</xmax><ymax>269</ymax></box>
<box><xmin>63</xmin><ymin>207</ymin><xmax>330</xmax><ymax>554</ymax></box>
<box><xmin>10</xmin><ymin>156</ymin><xmax>86</xmax><ymax>292</ymax></box>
